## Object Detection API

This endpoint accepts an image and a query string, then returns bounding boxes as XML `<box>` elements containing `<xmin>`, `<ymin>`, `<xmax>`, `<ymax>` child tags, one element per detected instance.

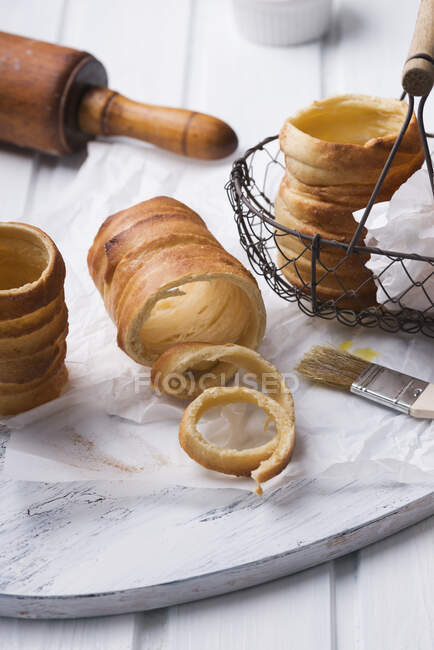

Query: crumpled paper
<box><xmin>353</xmin><ymin>168</ymin><xmax>434</xmax><ymax>313</ymax></box>
<box><xmin>2</xmin><ymin>142</ymin><xmax>434</xmax><ymax>491</ymax></box>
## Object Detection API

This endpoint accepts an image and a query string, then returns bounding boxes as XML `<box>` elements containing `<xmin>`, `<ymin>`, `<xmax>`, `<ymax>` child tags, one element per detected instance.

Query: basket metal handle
<box><xmin>348</xmin><ymin>0</ymin><xmax>434</xmax><ymax>254</ymax></box>
<box><xmin>346</xmin><ymin>97</ymin><xmax>415</xmax><ymax>255</ymax></box>
<box><xmin>402</xmin><ymin>0</ymin><xmax>434</xmax><ymax>97</ymax></box>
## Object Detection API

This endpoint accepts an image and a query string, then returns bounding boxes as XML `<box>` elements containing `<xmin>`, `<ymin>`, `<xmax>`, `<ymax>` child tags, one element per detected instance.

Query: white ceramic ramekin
<box><xmin>233</xmin><ymin>0</ymin><xmax>333</xmax><ymax>46</ymax></box>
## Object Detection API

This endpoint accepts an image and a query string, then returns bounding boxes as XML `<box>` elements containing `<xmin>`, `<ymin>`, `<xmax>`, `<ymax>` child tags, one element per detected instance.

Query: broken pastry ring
<box><xmin>179</xmin><ymin>385</ymin><xmax>295</xmax><ymax>495</ymax></box>
<box><xmin>155</xmin><ymin>343</ymin><xmax>295</xmax><ymax>493</ymax></box>
<box><xmin>151</xmin><ymin>342</ymin><xmax>294</xmax><ymax>406</ymax></box>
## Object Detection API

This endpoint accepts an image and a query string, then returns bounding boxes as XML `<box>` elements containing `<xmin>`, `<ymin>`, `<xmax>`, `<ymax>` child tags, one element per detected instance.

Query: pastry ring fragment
<box><xmin>152</xmin><ymin>343</ymin><xmax>295</xmax><ymax>494</ymax></box>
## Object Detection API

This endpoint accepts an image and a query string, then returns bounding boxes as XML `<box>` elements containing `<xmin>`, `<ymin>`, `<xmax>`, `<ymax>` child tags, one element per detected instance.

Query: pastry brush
<box><xmin>295</xmin><ymin>345</ymin><xmax>434</xmax><ymax>419</ymax></box>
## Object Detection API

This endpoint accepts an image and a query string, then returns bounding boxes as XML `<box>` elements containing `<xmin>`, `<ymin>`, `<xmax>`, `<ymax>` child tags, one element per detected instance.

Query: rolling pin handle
<box><xmin>78</xmin><ymin>86</ymin><xmax>238</xmax><ymax>160</ymax></box>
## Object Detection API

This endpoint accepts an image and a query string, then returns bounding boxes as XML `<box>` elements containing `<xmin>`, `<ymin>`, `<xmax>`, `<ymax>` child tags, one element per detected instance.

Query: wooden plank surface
<box><xmin>142</xmin><ymin>564</ymin><xmax>333</xmax><ymax>650</ymax></box>
<box><xmin>0</xmin><ymin>615</ymin><xmax>138</xmax><ymax>650</ymax></box>
<box><xmin>0</xmin><ymin>0</ymin><xmax>433</xmax><ymax>648</ymax></box>
<box><xmin>357</xmin><ymin>516</ymin><xmax>434</xmax><ymax>649</ymax></box>
<box><xmin>186</xmin><ymin>0</ymin><xmax>322</xmax><ymax>144</ymax></box>
<box><xmin>0</xmin><ymin>0</ymin><xmax>64</xmax><ymax>220</ymax></box>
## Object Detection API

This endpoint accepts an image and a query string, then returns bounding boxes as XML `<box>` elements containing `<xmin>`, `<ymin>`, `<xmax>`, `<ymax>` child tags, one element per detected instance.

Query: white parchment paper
<box><xmin>353</xmin><ymin>168</ymin><xmax>434</xmax><ymax>313</ymax></box>
<box><xmin>3</xmin><ymin>142</ymin><xmax>434</xmax><ymax>491</ymax></box>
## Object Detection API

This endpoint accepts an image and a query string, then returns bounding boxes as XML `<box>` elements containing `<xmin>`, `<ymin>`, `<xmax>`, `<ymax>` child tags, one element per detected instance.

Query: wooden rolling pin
<box><xmin>0</xmin><ymin>31</ymin><xmax>238</xmax><ymax>159</ymax></box>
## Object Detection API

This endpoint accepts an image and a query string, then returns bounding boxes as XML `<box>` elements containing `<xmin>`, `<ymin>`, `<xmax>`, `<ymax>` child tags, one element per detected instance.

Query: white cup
<box><xmin>233</xmin><ymin>0</ymin><xmax>333</xmax><ymax>46</ymax></box>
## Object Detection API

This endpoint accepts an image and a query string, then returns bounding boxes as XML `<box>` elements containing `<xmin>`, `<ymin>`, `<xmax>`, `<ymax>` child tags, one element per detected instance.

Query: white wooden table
<box><xmin>0</xmin><ymin>0</ymin><xmax>433</xmax><ymax>647</ymax></box>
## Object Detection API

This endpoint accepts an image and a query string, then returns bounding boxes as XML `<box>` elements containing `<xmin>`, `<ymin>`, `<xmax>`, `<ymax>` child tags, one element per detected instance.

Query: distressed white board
<box><xmin>0</xmin><ymin>443</ymin><xmax>432</xmax><ymax>620</ymax></box>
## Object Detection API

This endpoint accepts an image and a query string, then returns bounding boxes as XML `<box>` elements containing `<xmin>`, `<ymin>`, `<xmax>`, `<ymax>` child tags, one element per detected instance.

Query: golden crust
<box><xmin>284</xmin><ymin>151</ymin><xmax>424</xmax><ymax>186</ymax></box>
<box><xmin>152</xmin><ymin>341</ymin><xmax>237</xmax><ymax>398</ymax></box>
<box><xmin>88</xmin><ymin>197</ymin><xmax>266</xmax><ymax>366</ymax></box>
<box><xmin>277</xmin><ymin>253</ymin><xmax>376</xmax><ymax>310</ymax></box>
<box><xmin>88</xmin><ymin>196</ymin><xmax>202</xmax><ymax>293</ymax></box>
<box><xmin>280</xmin><ymin>95</ymin><xmax>423</xmax><ymax>173</ymax></box>
<box><xmin>283</xmin><ymin>157</ymin><xmax>423</xmax><ymax>207</ymax></box>
<box><xmin>151</xmin><ymin>341</ymin><xmax>294</xmax><ymax>405</ymax></box>
<box><xmin>0</xmin><ymin>338</ymin><xmax>67</xmax><ymax>395</ymax></box>
<box><xmin>0</xmin><ymin>328</ymin><xmax>67</xmax><ymax>383</ymax></box>
<box><xmin>277</xmin><ymin>179</ymin><xmax>358</xmax><ymax>238</ymax></box>
<box><xmin>106</xmin><ymin>237</ymin><xmax>224</xmax><ymax>315</ymax></box>
<box><xmin>0</xmin><ymin>222</ymin><xmax>66</xmax><ymax>320</ymax></box>
<box><xmin>179</xmin><ymin>387</ymin><xmax>294</xmax><ymax>495</ymax></box>
<box><xmin>0</xmin><ymin>303</ymin><xmax>67</xmax><ymax>359</ymax></box>
<box><xmin>174</xmin><ymin>344</ymin><xmax>295</xmax><ymax>494</ymax></box>
<box><xmin>0</xmin><ymin>222</ymin><xmax>68</xmax><ymax>415</ymax></box>
<box><xmin>275</xmin><ymin>193</ymin><xmax>377</xmax><ymax>308</ymax></box>
<box><xmin>0</xmin><ymin>292</ymin><xmax>65</xmax><ymax>339</ymax></box>
<box><xmin>276</xmin><ymin>95</ymin><xmax>423</xmax><ymax>311</ymax></box>
<box><xmin>0</xmin><ymin>363</ymin><xmax>68</xmax><ymax>416</ymax></box>
<box><xmin>117</xmin><ymin>247</ymin><xmax>265</xmax><ymax>365</ymax></box>
<box><xmin>104</xmin><ymin>214</ymin><xmax>220</xmax><ymax>285</ymax></box>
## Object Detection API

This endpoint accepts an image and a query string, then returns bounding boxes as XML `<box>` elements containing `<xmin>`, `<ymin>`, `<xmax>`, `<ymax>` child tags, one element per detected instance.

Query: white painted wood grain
<box><xmin>133</xmin><ymin>564</ymin><xmax>333</xmax><ymax>650</ymax></box>
<box><xmin>0</xmin><ymin>0</ymin><xmax>65</xmax><ymax>221</ymax></box>
<box><xmin>27</xmin><ymin>0</ymin><xmax>195</xmax><ymax>221</ymax></box>
<box><xmin>324</xmin><ymin>0</ymin><xmax>419</xmax><ymax>96</ymax></box>
<box><xmin>0</xmin><ymin>614</ymin><xmax>138</xmax><ymax>650</ymax></box>
<box><xmin>59</xmin><ymin>0</ymin><xmax>192</xmax><ymax>104</ymax></box>
<box><xmin>357</xmin><ymin>516</ymin><xmax>434</xmax><ymax>650</ymax></box>
<box><xmin>333</xmin><ymin>553</ymin><xmax>359</xmax><ymax>650</ymax></box>
<box><xmin>324</xmin><ymin>0</ymin><xmax>434</xmax><ymax>125</ymax></box>
<box><xmin>186</xmin><ymin>0</ymin><xmax>322</xmax><ymax>146</ymax></box>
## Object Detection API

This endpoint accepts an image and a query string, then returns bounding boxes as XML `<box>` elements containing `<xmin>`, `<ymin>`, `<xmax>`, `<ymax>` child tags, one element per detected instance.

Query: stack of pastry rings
<box><xmin>0</xmin><ymin>222</ymin><xmax>68</xmax><ymax>415</ymax></box>
<box><xmin>151</xmin><ymin>343</ymin><xmax>295</xmax><ymax>495</ymax></box>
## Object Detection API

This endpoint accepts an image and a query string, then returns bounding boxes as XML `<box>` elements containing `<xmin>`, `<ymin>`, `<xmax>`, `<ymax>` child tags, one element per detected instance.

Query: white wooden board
<box><xmin>0</xmin><ymin>423</ymin><xmax>432</xmax><ymax>619</ymax></box>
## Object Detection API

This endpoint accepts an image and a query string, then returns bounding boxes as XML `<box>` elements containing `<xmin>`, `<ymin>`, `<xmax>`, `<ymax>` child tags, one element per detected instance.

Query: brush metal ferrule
<box><xmin>350</xmin><ymin>364</ymin><xmax>429</xmax><ymax>414</ymax></box>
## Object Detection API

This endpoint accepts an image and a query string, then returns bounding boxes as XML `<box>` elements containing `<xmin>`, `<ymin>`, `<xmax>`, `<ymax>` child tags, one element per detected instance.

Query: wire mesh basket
<box><xmin>227</xmin><ymin>88</ymin><xmax>434</xmax><ymax>339</ymax></box>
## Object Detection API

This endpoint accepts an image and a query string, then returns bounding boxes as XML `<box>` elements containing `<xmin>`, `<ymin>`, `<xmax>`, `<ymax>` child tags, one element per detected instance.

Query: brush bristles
<box><xmin>295</xmin><ymin>345</ymin><xmax>370</xmax><ymax>390</ymax></box>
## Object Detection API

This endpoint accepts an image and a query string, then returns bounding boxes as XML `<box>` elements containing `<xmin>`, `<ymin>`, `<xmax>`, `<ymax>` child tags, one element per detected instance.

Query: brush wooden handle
<box><xmin>410</xmin><ymin>383</ymin><xmax>434</xmax><ymax>418</ymax></box>
<box><xmin>402</xmin><ymin>0</ymin><xmax>434</xmax><ymax>96</ymax></box>
<box><xmin>78</xmin><ymin>87</ymin><xmax>238</xmax><ymax>160</ymax></box>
